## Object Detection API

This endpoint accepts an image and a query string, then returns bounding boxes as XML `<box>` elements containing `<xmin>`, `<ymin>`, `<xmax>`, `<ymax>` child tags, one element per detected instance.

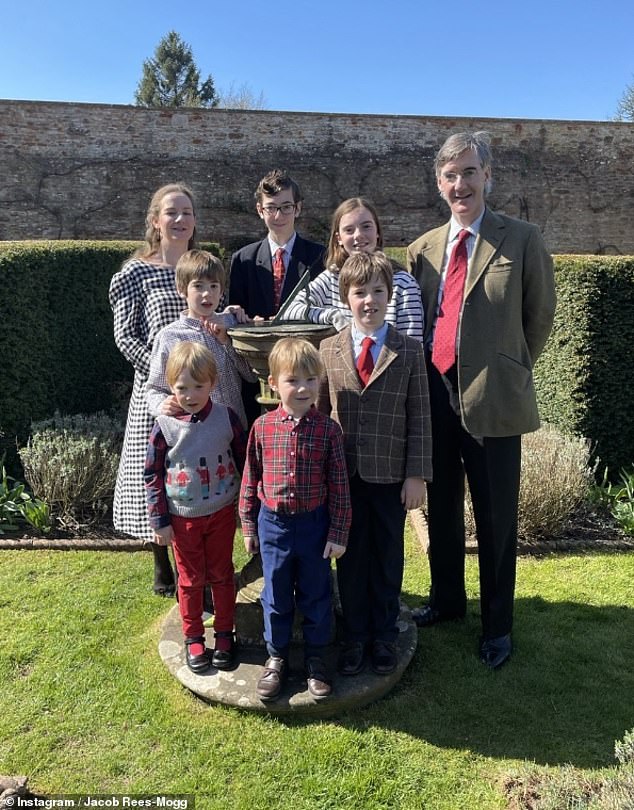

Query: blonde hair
<box><xmin>339</xmin><ymin>251</ymin><xmax>394</xmax><ymax>304</ymax></box>
<box><xmin>268</xmin><ymin>337</ymin><xmax>324</xmax><ymax>381</ymax></box>
<box><xmin>165</xmin><ymin>342</ymin><xmax>217</xmax><ymax>387</ymax></box>
<box><xmin>326</xmin><ymin>197</ymin><xmax>384</xmax><ymax>270</ymax></box>
<box><xmin>175</xmin><ymin>249</ymin><xmax>226</xmax><ymax>294</ymax></box>
<box><xmin>134</xmin><ymin>183</ymin><xmax>197</xmax><ymax>260</ymax></box>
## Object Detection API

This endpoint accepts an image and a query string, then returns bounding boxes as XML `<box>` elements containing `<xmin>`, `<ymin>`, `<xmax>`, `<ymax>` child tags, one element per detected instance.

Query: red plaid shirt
<box><xmin>239</xmin><ymin>404</ymin><xmax>351</xmax><ymax>547</ymax></box>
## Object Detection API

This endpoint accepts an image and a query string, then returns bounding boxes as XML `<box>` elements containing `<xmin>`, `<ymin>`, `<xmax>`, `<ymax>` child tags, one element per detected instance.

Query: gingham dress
<box><xmin>109</xmin><ymin>258</ymin><xmax>184</xmax><ymax>542</ymax></box>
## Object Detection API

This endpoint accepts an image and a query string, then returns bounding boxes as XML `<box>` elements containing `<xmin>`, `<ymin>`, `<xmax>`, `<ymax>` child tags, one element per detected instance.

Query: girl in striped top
<box><xmin>282</xmin><ymin>197</ymin><xmax>424</xmax><ymax>342</ymax></box>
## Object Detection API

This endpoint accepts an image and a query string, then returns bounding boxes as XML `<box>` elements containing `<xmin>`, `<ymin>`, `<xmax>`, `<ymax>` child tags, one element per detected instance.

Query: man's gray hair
<box><xmin>434</xmin><ymin>131</ymin><xmax>493</xmax><ymax>196</ymax></box>
<box><xmin>434</xmin><ymin>131</ymin><xmax>493</xmax><ymax>177</ymax></box>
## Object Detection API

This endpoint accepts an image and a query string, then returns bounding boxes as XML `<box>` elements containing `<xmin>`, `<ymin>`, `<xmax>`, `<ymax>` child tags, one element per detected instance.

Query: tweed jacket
<box><xmin>228</xmin><ymin>234</ymin><xmax>325</xmax><ymax>319</ymax></box>
<box><xmin>318</xmin><ymin>324</ymin><xmax>432</xmax><ymax>484</ymax></box>
<box><xmin>407</xmin><ymin>208</ymin><xmax>556</xmax><ymax>437</ymax></box>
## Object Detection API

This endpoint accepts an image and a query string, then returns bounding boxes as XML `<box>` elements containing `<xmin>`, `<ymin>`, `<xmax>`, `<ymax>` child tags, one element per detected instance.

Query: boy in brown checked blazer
<box><xmin>318</xmin><ymin>251</ymin><xmax>432</xmax><ymax>677</ymax></box>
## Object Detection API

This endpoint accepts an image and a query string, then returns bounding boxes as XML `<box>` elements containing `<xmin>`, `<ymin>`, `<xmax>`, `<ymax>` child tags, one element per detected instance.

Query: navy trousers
<box><xmin>336</xmin><ymin>475</ymin><xmax>405</xmax><ymax>645</ymax></box>
<box><xmin>258</xmin><ymin>503</ymin><xmax>332</xmax><ymax>660</ymax></box>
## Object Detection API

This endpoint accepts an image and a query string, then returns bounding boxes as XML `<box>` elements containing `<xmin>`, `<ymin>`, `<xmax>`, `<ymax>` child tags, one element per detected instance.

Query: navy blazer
<box><xmin>228</xmin><ymin>234</ymin><xmax>325</xmax><ymax>319</ymax></box>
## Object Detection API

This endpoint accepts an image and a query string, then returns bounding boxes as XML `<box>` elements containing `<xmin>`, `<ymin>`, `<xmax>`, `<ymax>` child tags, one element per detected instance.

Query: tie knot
<box><xmin>457</xmin><ymin>229</ymin><xmax>470</xmax><ymax>245</ymax></box>
<box><xmin>275</xmin><ymin>248</ymin><xmax>285</xmax><ymax>260</ymax></box>
<box><xmin>361</xmin><ymin>336</ymin><xmax>374</xmax><ymax>350</ymax></box>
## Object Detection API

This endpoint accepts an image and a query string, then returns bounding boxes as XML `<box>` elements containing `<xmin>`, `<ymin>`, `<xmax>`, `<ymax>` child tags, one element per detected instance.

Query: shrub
<box><xmin>18</xmin><ymin>411</ymin><xmax>124</xmax><ymax>528</ymax></box>
<box><xmin>591</xmin><ymin>466</ymin><xmax>634</xmax><ymax>536</ymax></box>
<box><xmin>466</xmin><ymin>423</ymin><xmax>595</xmax><ymax>541</ymax></box>
<box><xmin>0</xmin><ymin>459</ymin><xmax>52</xmax><ymax>535</ymax></box>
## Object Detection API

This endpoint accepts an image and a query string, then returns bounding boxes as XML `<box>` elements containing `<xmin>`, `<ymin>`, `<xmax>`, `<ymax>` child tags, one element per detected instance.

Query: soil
<box><xmin>2</xmin><ymin>506</ymin><xmax>632</xmax><ymax>554</ymax></box>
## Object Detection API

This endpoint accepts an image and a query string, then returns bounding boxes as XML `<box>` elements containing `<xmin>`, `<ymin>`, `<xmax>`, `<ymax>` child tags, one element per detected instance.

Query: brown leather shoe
<box><xmin>305</xmin><ymin>657</ymin><xmax>332</xmax><ymax>698</ymax></box>
<box><xmin>256</xmin><ymin>657</ymin><xmax>287</xmax><ymax>701</ymax></box>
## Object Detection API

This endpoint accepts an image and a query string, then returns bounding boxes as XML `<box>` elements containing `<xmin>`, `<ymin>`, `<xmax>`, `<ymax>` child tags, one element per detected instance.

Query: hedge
<box><xmin>0</xmin><ymin>240</ymin><xmax>220</xmax><ymax>472</ymax></box>
<box><xmin>389</xmin><ymin>248</ymin><xmax>634</xmax><ymax>477</ymax></box>
<box><xmin>0</xmin><ymin>244</ymin><xmax>632</xmax><ymax>479</ymax></box>
<box><xmin>535</xmin><ymin>255</ymin><xmax>634</xmax><ymax>477</ymax></box>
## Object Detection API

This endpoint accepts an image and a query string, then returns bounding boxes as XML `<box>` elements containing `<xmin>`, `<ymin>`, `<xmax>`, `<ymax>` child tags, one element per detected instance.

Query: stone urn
<box><xmin>227</xmin><ymin>321</ymin><xmax>335</xmax><ymax>406</ymax></box>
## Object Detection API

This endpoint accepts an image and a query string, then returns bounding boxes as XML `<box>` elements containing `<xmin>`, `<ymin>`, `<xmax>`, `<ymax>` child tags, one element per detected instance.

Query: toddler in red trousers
<box><xmin>145</xmin><ymin>341</ymin><xmax>246</xmax><ymax>673</ymax></box>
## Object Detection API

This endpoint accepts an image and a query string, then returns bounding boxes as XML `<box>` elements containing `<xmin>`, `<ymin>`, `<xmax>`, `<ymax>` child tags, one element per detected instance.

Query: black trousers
<box><xmin>336</xmin><ymin>475</ymin><xmax>406</xmax><ymax>645</ymax></box>
<box><xmin>426</xmin><ymin>358</ymin><xmax>521</xmax><ymax>639</ymax></box>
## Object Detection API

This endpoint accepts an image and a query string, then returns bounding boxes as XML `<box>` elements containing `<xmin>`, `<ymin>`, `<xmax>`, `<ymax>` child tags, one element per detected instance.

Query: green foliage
<box><xmin>0</xmin><ymin>240</ymin><xmax>221</xmax><ymax>474</ymax></box>
<box><xmin>0</xmin><ymin>458</ymin><xmax>51</xmax><ymax>534</ymax></box>
<box><xmin>390</xmin><ymin>251</ymin><xmax>634</xmax><ymax>479</ymax></box>
<box><xmin>135</xmin><ymin>31</ymin><xmax>218</xmax><ymax>108</ymax></box>
<box><xmin>591</xmin><ymin>467</ymin><xmax>634</xmax><ymax>536</ymax></box>
<box><xmin>532</xmin><ymin>256</ymin><xmax>634</xmax><ymax>479</ymax></box>
<box><xmin>18</xmin><ymin>411</ymin><xmax>124</xmax><ymax>527</ymax></box>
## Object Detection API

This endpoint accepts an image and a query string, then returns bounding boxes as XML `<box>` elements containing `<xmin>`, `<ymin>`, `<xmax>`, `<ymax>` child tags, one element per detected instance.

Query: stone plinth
<box><xmin>158</xmin><ymin>597</ymin><xmax>417</xmax><ymax>717</ymax></box>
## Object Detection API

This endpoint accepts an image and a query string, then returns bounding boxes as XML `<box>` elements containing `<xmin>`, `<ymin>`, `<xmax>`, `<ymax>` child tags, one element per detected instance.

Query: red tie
<box><xmin>357</xmin><ymin>336</ymin><xmax>375</xmax><ymax>386</ymax></box>
<box><xmin>272</xmin><ymin>247</ymin><xmax>285</xmax><ymax>312</ymax></box>
<box><xmin>431</xmin><ymin>229</ymin><xmax>470</xmax><ymax>375</ymax></box>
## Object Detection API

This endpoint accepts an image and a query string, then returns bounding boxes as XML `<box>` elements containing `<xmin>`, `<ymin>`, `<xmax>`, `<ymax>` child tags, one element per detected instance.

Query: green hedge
<box><xmin>0</xmin><ymin>244</ymin><xmax>632</xmax><ymax>479</ymax></box>
<box><xmin>390</xmin><ymin>248</ymin><xmax>634</xmax><ymax>475</ymax></box>
<box><xmin>0</xmin><ymin>240</ymin><xmax>220</xmax><ymax>472</ymax></box>
<box><xmin>535</xmin><ymin>256</ymin><xmax>634</xmax><ymax>477</ymax></box>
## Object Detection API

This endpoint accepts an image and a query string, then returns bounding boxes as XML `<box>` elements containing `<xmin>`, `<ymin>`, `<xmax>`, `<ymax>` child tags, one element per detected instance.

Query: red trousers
<box><xmin>170</xmin><ymin>503</ymin><xmax>236</xmax><ymax>639</ymax></box>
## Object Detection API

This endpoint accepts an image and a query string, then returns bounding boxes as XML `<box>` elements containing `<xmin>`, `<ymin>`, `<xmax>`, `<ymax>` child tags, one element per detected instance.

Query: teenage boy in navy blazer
<box><xmin>229</xmin><ymin>169</ymin><xmax>325</xmax><ymax>320</ymax></box>
<box><xmin>229</xmin><ymin>169</ymin><xmax>325</xmax><ymax>425</ymax></box>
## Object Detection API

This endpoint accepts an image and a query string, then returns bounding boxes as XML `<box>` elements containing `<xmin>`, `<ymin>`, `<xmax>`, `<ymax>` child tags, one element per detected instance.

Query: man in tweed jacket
<box><xmin>318</xmin><ymin>251</ymin><xmax>432</xmax><ymax>677</ymax></box>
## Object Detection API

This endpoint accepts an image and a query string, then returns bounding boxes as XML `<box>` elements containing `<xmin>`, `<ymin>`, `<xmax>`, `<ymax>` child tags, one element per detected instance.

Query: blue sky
<box><xmin>1</xmin><ymin>0</ymin><xmax>631</xmax><ymax>121</ymax></box>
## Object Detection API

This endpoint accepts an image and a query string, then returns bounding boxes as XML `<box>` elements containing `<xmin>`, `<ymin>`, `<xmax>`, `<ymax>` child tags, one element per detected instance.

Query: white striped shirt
<box><xmin>281</xmin><ymin>262</ymin><xmax>424</xmax><ymax>342</ymax></box>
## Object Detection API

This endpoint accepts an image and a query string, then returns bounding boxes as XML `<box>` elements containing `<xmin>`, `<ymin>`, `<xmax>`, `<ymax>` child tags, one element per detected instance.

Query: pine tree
<box><xmin>135</xmin><ymin>31</ymin><xmax>218</xmax><ymax>108</ymax></box>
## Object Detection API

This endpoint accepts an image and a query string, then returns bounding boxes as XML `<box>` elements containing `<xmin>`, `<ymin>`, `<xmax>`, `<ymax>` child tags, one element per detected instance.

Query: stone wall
<box><xmin>1</xmin><ymin>99</ymin><xmax>632</xmax><ymax>253</ymax></box>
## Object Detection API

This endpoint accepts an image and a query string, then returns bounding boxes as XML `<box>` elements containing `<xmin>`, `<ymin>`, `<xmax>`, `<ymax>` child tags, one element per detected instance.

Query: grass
<box><xmin>1</xmin><ymin>527</ymin><xmax>633</xmax><ymax>809</ymax></box>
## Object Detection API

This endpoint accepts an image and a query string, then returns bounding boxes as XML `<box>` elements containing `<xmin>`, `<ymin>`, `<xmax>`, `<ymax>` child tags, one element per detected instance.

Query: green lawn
<box><xmin>1</xmin><ymin>528</ymin><xmax>633</xmax><ymax>809</ymax></box>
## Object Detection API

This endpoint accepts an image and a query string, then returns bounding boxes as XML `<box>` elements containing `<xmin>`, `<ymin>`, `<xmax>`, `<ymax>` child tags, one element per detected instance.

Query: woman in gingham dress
<box><xmin>281</xmin><ymin>197</ymin><xmax>424</xmax><ymax>342</ymax></box>
<box><xmin>109</xmin><ymin>183</ymin><xmax>197</xmax><ymax>595</ymax></box>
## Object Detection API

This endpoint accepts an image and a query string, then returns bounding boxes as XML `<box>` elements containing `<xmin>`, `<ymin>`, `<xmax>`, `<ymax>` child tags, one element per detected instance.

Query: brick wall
<box><xmin>1</xmin><ymin>99</ymin><xmax>632</xmax><ymax>253</ymax></box>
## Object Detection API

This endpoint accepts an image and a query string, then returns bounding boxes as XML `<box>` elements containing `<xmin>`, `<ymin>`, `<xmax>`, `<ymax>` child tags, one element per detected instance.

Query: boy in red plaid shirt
<box><xmin>239</xmin><ymin>338</ymin><xmax>351</xmax><ymax>701</ymax></box>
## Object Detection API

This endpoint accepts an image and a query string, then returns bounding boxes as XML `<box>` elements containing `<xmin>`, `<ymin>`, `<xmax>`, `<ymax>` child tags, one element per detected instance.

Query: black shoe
<box><xmin>211</xmin><ymin>631</ymin><xmax>235</xmax><ymax>670</ymax></box>
<box><xmin>338</xmin><ymin>642</ymin><xmax>366</xmax><ymax>676</ymax></box>
<box><xmin>305</xmin><ymin>657</ymin><xmax>332</xmax><ymax>698</ymax></box>
<box><xmin>479</xmin><ymin>634</ymin><xmax>512</xmax><ymax>669</ymax></box>
<box><xmin>371</xmin><ymin>640</ymin><xmax>398</xmax><ymax>675</ymax></box>
<box><xmin>152</xmin><ymin>543</ymin><xmax>175</xmax><ymax>597</ymax></box>
<box><xmin>184</xmin><ymin>637</ymin><xmax>211</xmax><ymax>674</ymax></box>
<box><xmin>256</xmin><ymin>657</ymin><xmax>287</xmax><ymax>701</ymax></box>
<box><xmin>411</xmin><ymin>605</ymin><xmax>464</xmax><ymax>627</ymax></box>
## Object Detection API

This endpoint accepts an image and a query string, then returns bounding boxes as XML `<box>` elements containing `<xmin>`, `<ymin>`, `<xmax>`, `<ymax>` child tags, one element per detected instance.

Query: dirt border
<box><xmin>2</xmin><ymin>510</ymin><xmax>633</xmax><ymax>555</ymax></box>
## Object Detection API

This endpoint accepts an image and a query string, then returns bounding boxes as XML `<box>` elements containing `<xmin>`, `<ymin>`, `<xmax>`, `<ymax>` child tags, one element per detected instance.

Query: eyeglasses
<box><xmin>260</xmin><ymin>203</ymin><xmax>296</xmax><ymax>216</ymax></box>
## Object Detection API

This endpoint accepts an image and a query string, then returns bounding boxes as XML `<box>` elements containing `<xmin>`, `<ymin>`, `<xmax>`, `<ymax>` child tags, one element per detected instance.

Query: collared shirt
<box><xmin>267</xmin><ymin>231</ymin><xmax>297</xmax><ymax>271</ymax></box>
<box><xmin>145</xmin><ymin>400</ymin><xmax>247</xmax><ymax>528</ymax></box>
<box><xmin>145</xmin><ymin>311</ymin><xmax>257</xmax><ymax>428</ymax></box>
<box><xmin>239</xmin><ymin>404</ymin><xmax>351</xmax><ymax>547</ymax></box>
<box><xmin>351</xmin><ymin>321</ymin><xmax>389</xmax><ymax>365</ymax></box>
<box><xmin>431</xmin><ymin>209</ymin><xmax>485</xmax><ymax>351</ymax></box>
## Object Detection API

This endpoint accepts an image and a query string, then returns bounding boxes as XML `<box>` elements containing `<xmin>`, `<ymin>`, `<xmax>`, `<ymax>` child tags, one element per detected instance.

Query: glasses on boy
<box><xmin>260</xmin><ymin>203</ymin><xmax>297</xmax><ymax>216</ymax></box>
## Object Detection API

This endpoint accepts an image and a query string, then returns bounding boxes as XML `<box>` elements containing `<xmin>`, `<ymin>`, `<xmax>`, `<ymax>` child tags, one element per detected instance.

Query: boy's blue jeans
<box><xmin>258</xmin><ymin>503</ymin><xmax>332</xmax><ymax>661</ymax></box>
